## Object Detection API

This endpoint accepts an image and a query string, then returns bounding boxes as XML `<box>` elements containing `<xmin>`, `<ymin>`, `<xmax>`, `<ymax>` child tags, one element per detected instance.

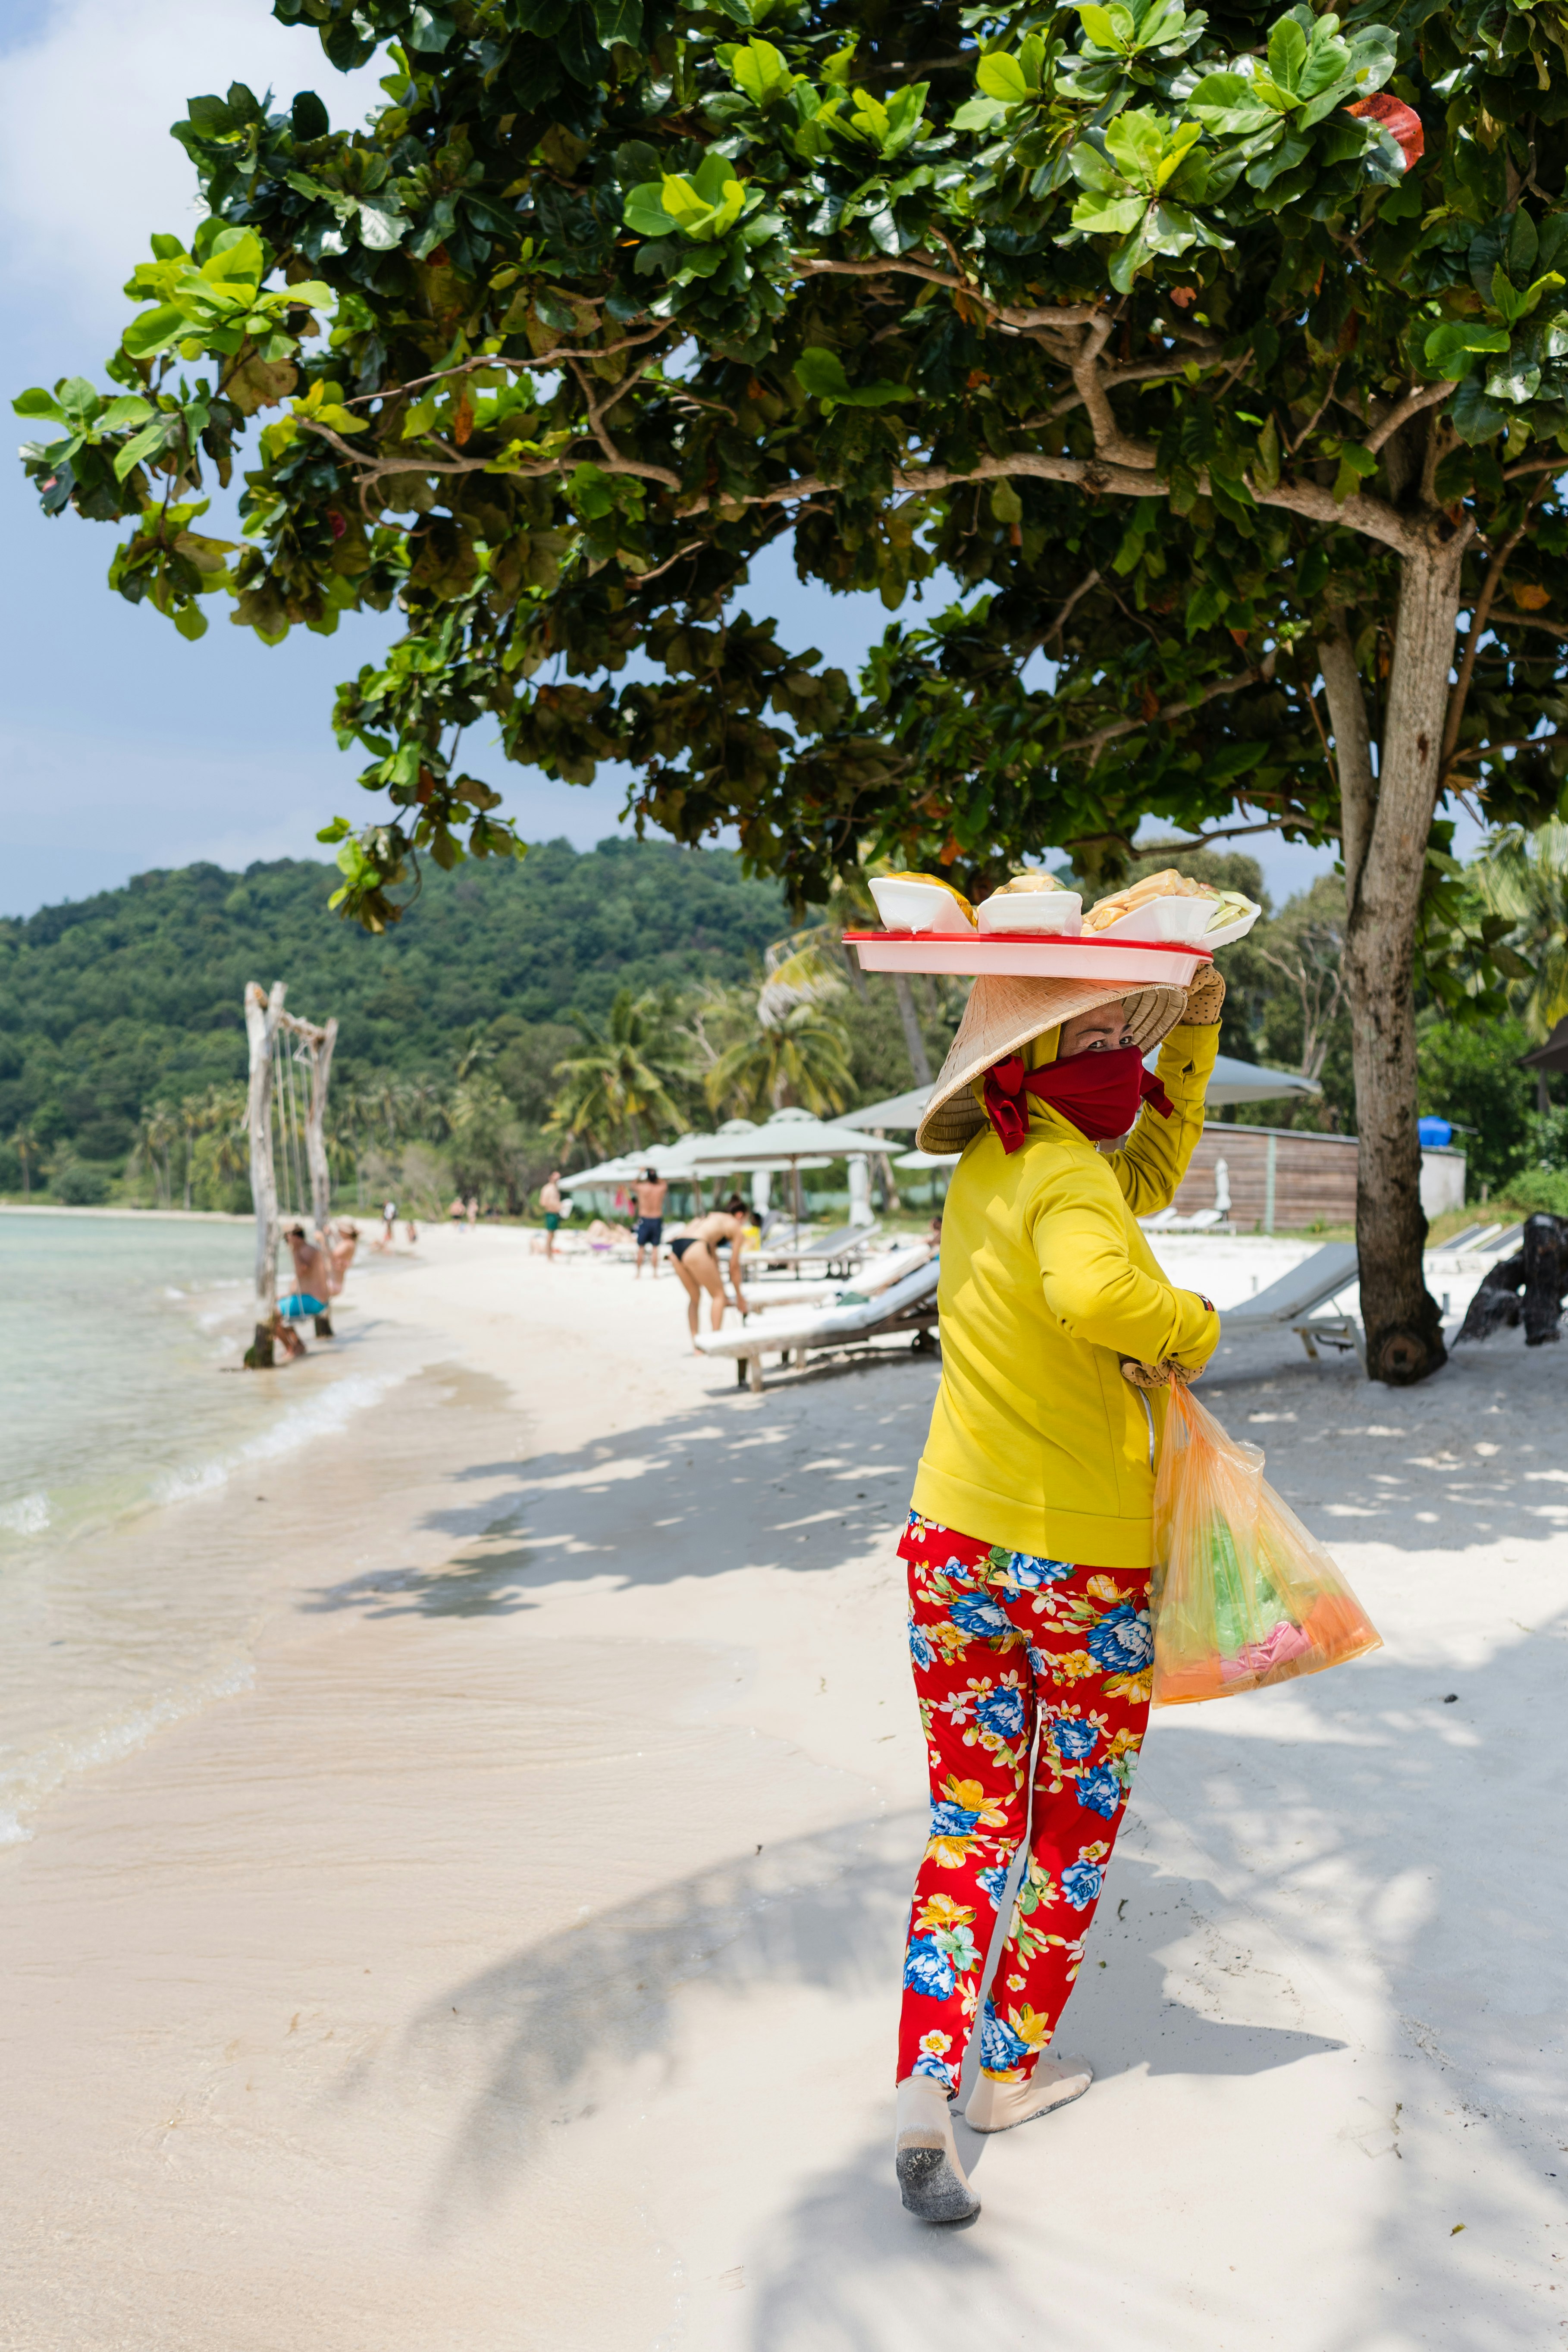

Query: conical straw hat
<box><xmin>916</xmin><ymin>974</ymin><xmax>1191</xmax><ymax>1155</ymax></box>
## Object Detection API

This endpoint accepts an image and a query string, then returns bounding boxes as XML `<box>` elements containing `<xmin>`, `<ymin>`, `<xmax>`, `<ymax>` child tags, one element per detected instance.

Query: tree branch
<box><xmin>1442</xmin><ymin>499</ymin><xmax>1539</xmax><ymax>769</ymax></box>
<box><xmin>1288</xmin><ymin>364</ymin><xmax>1341</xmax><ymax>455</ymax></box>
<box><xmin>1448</xmin><ymin>731</ymin><xmax>1568</xmax><ymax>760</ymax></box>
<box><xmin>1490</xmin><ymin>612</ymin><xmax>1568</xmax><ymax>641</ymax></box>
<box><xmin>1361</xmin><ymin>379</ymin><xmax>1455</xmax><ymax>459</ymax></box>
<box><xmin>1060</xmin><ymin>653</ymin><xmax>1276</xmax><ymax>768</ymax></box>
<box><xmin>340</xmin><ymin>327</ymin><xmax>671</xmax><ymax>408</ymax></box>
<box><xmin>1040</xmin><ymin>566</ymin><xmax>1101</xmax><ymax>649</ymax></box>
<box><xmin>790</xmin><ymin>254</ymin><xmax>1101</xmax><ymax>331</ymax></box>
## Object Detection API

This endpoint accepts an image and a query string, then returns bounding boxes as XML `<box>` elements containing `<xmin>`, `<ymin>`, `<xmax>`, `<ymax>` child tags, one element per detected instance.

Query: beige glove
<box><xmin>1182</xmin><ymin>965</ymin><xmax>1226</xmax><ymax>1026</ymax></box>
<box><xmin>1120</xmin><ymin>1356</ymin><xmax>1204</xmax><ymax>1391</ymax></box>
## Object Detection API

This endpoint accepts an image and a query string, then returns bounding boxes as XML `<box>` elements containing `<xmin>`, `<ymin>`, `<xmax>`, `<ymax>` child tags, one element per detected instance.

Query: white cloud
<box><xmin>0</xmin><ymin>0</ymin><xmax>384</xmax><ymax>337</ymax></box>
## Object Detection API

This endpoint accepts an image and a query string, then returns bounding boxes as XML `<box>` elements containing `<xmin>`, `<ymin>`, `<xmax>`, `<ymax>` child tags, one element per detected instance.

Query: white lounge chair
<box><xmin>743</xmin><ymin>1242</ymin><xmax>932</xmax><ymax>1313</ymax></box>
<box><xmin>698</xmin><ymin>1258</ymin><xmax>941</xmax><ymax>1392</ymax></box>
<box><xmin>1218</xmin><ymin>1243</ymin><xmax>1363</xmax><ymax>1362</ymax></box>
<box><xmin>751</xmin><ymin>1219</ymin><xmax>884</xmax><ymax>1279</ymax></box>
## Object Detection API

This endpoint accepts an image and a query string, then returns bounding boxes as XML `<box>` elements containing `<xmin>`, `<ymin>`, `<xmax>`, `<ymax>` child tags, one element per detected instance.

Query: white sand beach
<box><xmin>3</xmin><ymin>1224</ymin><xmax>1566</xmax><ymax>2349</ymax></box>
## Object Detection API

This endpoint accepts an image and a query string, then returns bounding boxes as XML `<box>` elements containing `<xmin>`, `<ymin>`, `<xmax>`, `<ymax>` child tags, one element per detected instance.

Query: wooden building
<box><xmin>1169</xmin><ymin>1124</ymin><xmax>1358</xmax><ymax>1232</ymax></box>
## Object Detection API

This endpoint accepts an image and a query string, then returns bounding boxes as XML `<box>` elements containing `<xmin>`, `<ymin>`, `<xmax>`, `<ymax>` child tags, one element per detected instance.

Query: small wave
<box><xmin>151</xmin><ymin>1462</ymin><xmax>229</xmax><ymax>1505</ymax></box>
<box><xmin>147</xmin><ymin>1372</ymin><xmax>399</xmax><ymax>1512</ymax></box>
<box><xmin>0</xmin><ymin>1657</ymin><xmax>256</xmax><ymax>1841</ymax></box>
<box><xmin>0</xmin><ymin>1492</ymin><xmax>50</xmax><ymax>1537</ymax></box>
<box><xmin>237</xmin><ymin>1372</ymin><xmax>397</xmax><ymax>1465</ymax></box>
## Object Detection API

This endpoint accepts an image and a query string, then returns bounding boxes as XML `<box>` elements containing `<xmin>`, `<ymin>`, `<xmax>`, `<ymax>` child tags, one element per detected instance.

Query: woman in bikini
<box><xmin>668</xmin><ymin>1197</ymin><xmax>751</xmax><ymax>1351</ymax></box>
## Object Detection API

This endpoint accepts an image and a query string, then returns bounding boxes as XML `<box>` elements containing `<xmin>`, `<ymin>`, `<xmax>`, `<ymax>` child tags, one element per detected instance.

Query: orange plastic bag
<box><xmin>1150</xmin><ymin>1381</ymin><xmax>1382</xmax><ymax>1707</ymax></box>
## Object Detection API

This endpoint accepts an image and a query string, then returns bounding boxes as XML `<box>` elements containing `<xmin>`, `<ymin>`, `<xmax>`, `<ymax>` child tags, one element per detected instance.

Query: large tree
<box><xmin>16</xmin><ymin>0</ymin><xmax>1568</xmax><ymax>1380</ymax></box>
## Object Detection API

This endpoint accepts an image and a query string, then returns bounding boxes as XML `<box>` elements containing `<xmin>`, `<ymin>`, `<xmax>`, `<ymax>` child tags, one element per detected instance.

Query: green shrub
<box><xmin>52</xmin><ymin>1161</ymin><xmax>110</xmax><ymax>1206</ymax></box>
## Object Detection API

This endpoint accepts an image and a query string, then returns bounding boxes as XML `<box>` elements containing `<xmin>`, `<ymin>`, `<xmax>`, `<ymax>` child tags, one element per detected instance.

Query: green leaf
<box><xmin>292</xmin><ymin>89</ymin><xmax>330</xmax><ymax>141</ymax></box>
<box><xmin>623</xmin><ymin>181</ymin><xmax>677</xmax><ymax>237</ymax></box>
<box><xmin>990</xmin><ymin>478</ymin><xmax>1023</xmax><ymax>524</ymax></box>
<box><xmin>793</xmin><ymin>347</ymin><xmax>910</xmax><ymax>407</ymax></box>
<box><xmin>1266</xmin><ymin>13</ymin><xmax>1308</xmax><ymax>95</ymax></box>
<box><xmin>172</xmin><ymin>600</ymin><xmax>209</xmax><ymax>640</ymax></box>
<box><xmin>1424</xmin><ymin>320</ymin><xmax>1510</xmax><ymax>371</ymax></box>
<box><xmin>122</xmin><ymin>304</ymin><xmax>190</xmax><ymax>358</ymax></box>
<box><xmin>113</xmin><ymin>417</ymin><xmax>173</xmax><ymax>481</ymax></box>
<box><xmin>1185</xmin><ymin>72</ymin><xmax>1280</xmax><ymax>135</ymax></box>
<box><xmin>13</xmin><ymin>387</ymin><xmax>65</xmax><ymax>421</ymax></box>
<box><xmin>976</xmin><ymin>50</ymin><xmax>1030</xmax><ymax>102</ymax></box>
<box><xmin>1484</xmin><ymin>348</ymin><xmax>1542</xmax><ymax>405</ymax></box>
<box><xmin>730</xmin><ymin>36</ymin><xmax>793</xmax><ymax>105</ymax></box>
<box><xmin>99</xmin><ymin>395</ymin><xmax>155</xmax><ymax>431</ymax></box>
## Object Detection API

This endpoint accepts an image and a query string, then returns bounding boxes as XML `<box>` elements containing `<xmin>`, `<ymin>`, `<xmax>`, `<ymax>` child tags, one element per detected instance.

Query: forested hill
<box><xmin>0</xmin><ymin>839</ymin><xmax>790</xmax><ymax>1169</ymax></box>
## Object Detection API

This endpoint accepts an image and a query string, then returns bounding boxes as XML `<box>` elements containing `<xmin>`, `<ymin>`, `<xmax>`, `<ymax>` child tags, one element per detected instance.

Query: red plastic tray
<box><xmin>843</xmin><ymin>929</ymin><xmax>1213</xmax><ymax>984</ymax></box>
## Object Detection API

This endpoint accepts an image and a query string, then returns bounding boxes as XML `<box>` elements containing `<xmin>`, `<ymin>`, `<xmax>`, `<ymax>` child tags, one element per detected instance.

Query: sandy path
<box><xmin>2</xmin><ymin>1229</ymin><xmax>1566</xmax><ymax>2349</ymax></box>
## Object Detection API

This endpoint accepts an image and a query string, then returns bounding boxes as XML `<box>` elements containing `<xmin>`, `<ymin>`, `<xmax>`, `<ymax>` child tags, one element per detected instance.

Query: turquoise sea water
<box><xmin>0</xmin><ymin>1214</ymin><xmax>414</xmax><ymax>1843</ymax></box>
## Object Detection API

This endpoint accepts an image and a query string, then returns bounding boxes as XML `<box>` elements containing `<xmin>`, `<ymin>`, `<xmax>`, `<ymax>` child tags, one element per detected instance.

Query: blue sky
<box><xmin>0</xmin><ymin>0</ymin><xmax>1345</xmax><ymax>918</ymax></box>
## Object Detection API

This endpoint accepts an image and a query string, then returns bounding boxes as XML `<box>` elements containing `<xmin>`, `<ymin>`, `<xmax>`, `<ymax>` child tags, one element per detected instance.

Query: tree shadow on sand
<box><xmin>297</xmin><ymin>1362</ymin><xmax>942</xmax><ymax>1617</ymax></box>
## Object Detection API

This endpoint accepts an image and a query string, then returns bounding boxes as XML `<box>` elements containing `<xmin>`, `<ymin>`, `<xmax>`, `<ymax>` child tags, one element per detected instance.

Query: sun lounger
<box><xmin>698</xmin><ymin>1257</ymin><xmax>941</xmax><ymax>1392</ymax></box>
<box><xmin>1217</xmin><ymin>1243</ymin><xmax>1363</xmax><ymax>1363</ymax></box>
<box><xmin>743</xmin><ymin>1242</ymin><xmax>932</xmax><ymax>1312</ymax></box>
<box><xmin>754</xmin><ymin>1220</ymin><xmax>883</xmax><ymax>1278</ymax></box>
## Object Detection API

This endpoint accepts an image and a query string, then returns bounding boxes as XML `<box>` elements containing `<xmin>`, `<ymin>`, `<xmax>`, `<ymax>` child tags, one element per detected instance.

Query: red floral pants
<box><xmin>896</xmin><ymin>1511</ymin><xmax>1154</xmax><ymax>2091</ymax></box>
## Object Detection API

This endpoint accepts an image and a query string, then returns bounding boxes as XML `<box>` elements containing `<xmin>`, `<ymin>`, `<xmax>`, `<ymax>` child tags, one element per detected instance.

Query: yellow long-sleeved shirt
<box><xmin>911</xmin><ymin>1021</ymin><xmax>1221</xmax><ymax>1566</ymax></box>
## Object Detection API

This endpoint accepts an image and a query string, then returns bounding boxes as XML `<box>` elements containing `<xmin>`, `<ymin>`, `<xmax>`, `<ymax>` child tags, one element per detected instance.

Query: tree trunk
<box><xmin>891</xmin><ymin>972</ymin><xmax>933</xmax><ymax>1086</ymax></box>
<box><xmin>243</xmin><ymin>979</ymin><xmax>285</xmax><ymax>1369</ymax></box>
<box><xmin>1321</xmin><ymin>543</ymin><xmax>1462</xmax><ymax>1385</ymax></box>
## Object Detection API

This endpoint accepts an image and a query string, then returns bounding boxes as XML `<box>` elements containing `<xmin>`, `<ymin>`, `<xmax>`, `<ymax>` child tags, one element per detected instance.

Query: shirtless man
<box><xmin>667</xmin><ymin>1197</ymin><xmax>751</xmax><ymax>1350</ymax></box>
<box><xmin>281</xmin><ymin>1223</ymin><xmax>333</xmax><ymax>1337</ymax></box>
<box><xmin>633</xmin><ymin>1166</ymin><xmax>668</xmax><ymax>1279</ymax></box>
<box><xmin>540</xmin><ymin>1171</ymin><xmax>565</xmax><ymax>1259</ymax></box>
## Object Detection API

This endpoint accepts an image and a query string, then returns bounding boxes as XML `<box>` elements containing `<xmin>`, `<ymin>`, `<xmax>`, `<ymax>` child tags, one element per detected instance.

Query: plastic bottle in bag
<box><xmin>1150</xmin><ymin>1381</ymin><xmax>1381</xmax><ymax>1706</ymax></box>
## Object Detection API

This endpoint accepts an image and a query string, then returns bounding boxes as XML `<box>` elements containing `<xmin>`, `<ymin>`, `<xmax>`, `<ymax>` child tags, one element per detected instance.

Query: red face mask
<box><xmin>982</xmin><ymin>1044</ymin><xmax>1173</xmax><ymax>1152</ymax></box>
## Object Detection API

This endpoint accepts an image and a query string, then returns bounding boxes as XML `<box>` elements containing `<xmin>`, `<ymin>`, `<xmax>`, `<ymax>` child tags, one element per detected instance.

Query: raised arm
<box><xmin>1032</xmin><ymin>1164</ymin><xmax>1219</xmax><ymax>1371</ymax></box>
<box><xmin>1105</xmin><ymin>969</ymin><xmax>1226</xmax><ymax>1219</ymax></box>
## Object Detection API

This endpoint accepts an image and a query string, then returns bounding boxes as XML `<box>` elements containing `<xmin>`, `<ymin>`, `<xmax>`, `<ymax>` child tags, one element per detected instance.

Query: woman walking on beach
<box><xmin>668</xmin><ymin>1199</ymin><xmax>751</xmax><ymax>1348</ymax></box>
<box><xmin>893</xmin><ymin>964</ymin><xmax>1224</xmax><ymax>2224</ymax></box>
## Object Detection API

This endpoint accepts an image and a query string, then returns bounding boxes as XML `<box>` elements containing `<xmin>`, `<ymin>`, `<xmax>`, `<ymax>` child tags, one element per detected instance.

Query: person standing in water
<box><xmin>667</xmin><ymin>1197</ymin><xmax>750</xmax><ymax>1347</ymax></box>
<box><xmin>891</xmin><ymin>963</ymin><xmax>1225</xmax><ymax>2225</ymax></box>
<box><xmin>633</xmin><ymin>1166</ymin><xmax>668</xmax><ymax>1278</ymax></box>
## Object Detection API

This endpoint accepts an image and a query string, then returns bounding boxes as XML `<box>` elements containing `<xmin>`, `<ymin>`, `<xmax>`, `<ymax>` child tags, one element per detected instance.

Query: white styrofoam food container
<box><xmin>977</xmin><ymin>889</ymin><xmax>1084</xmax><ymax>935</ymax></box>
<box><xmin>868</xmin><ymin>876</ymin><xmax>975</xmax><ymax>933</ymax></box>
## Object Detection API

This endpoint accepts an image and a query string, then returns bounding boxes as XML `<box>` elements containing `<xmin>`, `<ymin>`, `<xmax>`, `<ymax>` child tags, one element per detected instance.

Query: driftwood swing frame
<box><xmin>242</xmin><ymin>980</ymin><xmax>339</xmax><ymax>1368</ymax></box>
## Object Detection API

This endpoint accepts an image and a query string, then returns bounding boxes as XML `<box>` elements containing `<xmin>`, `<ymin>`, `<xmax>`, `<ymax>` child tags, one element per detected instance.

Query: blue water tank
<box><xmin>1418</xmin><ymin>1116</ymin><xmax>1453</xmax><ymax>1148</ymax></box>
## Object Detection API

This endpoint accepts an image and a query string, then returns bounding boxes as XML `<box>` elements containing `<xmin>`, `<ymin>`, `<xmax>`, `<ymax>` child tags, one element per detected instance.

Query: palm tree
<box><xmin>9</xmin><ymin>1121</ymin><xmax>39</xmax><ymax>1203</ymax></box>
<box><xmin>705</xmin><ymin>998</ymin><xmax>854</xmax><ymax>1120</ymax></box>
<box><xmin>1475</xmin><ymin>819</ymin><xmax>1568</xmax><ymax>1107</ymax></box>
<box><xmin>548</xmin><ymin>989</ymin><xmax>692</xmax><ymax>1157</ymax></box>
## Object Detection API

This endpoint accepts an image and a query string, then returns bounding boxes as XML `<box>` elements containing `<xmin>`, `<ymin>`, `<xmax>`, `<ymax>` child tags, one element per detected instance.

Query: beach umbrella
<box><xmin>850</xmin><ymin>1084</ymin><xmax>932</xmax><ymax>1130</ymax></box>
<box><xmin>896</xmin><ymin>1146</ymin><xmax>954</xmax><ymax>1170</ymax></box>
<box><xmin>687</xmin><ymin>1108</ymin><xmax>887</xmax><ymax>1224</ymax></box>
<box><xmin>1196</xmin><ymin>1054</ymin><xmax>1322</xmax><ymax>1108</ymax></box>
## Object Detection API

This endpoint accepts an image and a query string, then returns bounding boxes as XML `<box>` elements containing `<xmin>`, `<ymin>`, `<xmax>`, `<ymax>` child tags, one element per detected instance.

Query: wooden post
<box><xmin>304</xmin><ymin>1015</ymin><xmax>339</xmax><ymax>1336</ymax></box>
<box><xmin>243</xmin><ymin>980</ymin><xmax>285</xmax><ymax>1367</ymax></box>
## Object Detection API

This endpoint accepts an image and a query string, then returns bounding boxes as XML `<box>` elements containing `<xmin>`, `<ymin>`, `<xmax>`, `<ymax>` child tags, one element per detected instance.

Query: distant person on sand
<box><xmin>667</xmin><ymin>1197</ymin><xmax>750</xmax><ymax>1348</ymax></box>
<box><xmin>633</xmin><ymin>1166</ymin><xmax>668</xmax><ymax>1278</ymax></box>
<box><xmin>405</xmin><ymin>1215</ymin><xmax>418</xmax><ymax>1245</ymax></box>
<box><xmin>467</xmin><ymin>1194</ymin><xmax>479</xmax><ymax>1231</ymax></box>
<box><xmin>889</xmin><ymin>964</ymin><xmax>1225</xmax><ymax>2227</ymax></box>
<box><xmin>540</xmin><ymin>1171</ymin><xmax>565</xmax><ymax>1258</ymax></box>
<box><xmin>449</xmin><ymin>1195</ymin><xmax>465</xmax><ymax>1232</ymax></box>
<box><xmin>377</xmin><ymin>1199</ymin><xmax>396</xmax><ymax>1251</ymax></box>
